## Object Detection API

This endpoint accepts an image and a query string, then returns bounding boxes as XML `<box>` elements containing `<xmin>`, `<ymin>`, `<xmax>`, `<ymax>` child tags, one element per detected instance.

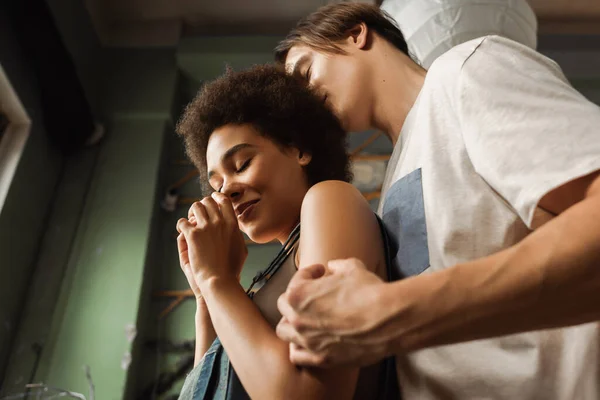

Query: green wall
<box><xmin>40</xmin><ymin>116</ymin><xmax>169</xmax><ymax>398</ymax></box>
<box><xmin>129</xmin><ymin>36</ymin><xmax>287</xmax><ymax>399</ymax></box>
<box><xmin>38</xmin><ymin>49</ymin><xmax>176</xmax><ymax>399</ymax></box>
<box><xmin>0</xmin><ymin>0</ymin><xmax>106</xmax><ymax>392</ymax></box>
<box><xmin>0</xmin><ymin>28</ymin><xmax>286</xmax><ymax>399</ymax></box>
<box><xmin>0</xmin><ymin>4</ymin><xmax>178</xmax><ymax>397</ymax></box>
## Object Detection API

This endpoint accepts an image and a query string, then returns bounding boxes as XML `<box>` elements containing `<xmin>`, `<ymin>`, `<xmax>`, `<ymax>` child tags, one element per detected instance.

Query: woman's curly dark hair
<box><xmin>176</xmin><ymin>64</ymin><xmax>352</xmax><ymax>194</ymax></box>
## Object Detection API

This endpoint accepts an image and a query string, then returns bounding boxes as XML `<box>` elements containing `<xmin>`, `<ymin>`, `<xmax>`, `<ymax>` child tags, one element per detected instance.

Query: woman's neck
<box><xmin>276</xmin><ymin>217</ymin><xmax>301</xmax><ymax>245</ymax></box>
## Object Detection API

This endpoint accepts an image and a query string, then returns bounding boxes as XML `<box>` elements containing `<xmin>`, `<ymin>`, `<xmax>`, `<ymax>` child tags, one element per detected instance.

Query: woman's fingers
<box><xmin>211</xmin><ymin>192</ymin><xmax>237</xmax><ymax>226</ymax></box>
<box><xmin>201</xmin><ymin>196</ymin><xmax>221</xmax><ymax>224</ymax></box>
<box><xmin>176</xmin><ymin>232</ymin><xmax>189</xmax><ymax>268</ymax></box>
<box><xmin>177</xmin><ymin>218</ymin><xmax>194</xmax><ymax>235</ymax></box>
<box><xmin>176</xmin><ymin>219</ymin><xmax>194</xmax><ymax>269</ymax></box>
<box><xmin>189</xmin><ymin>201</ymin><xmax>209</xmax><ymax>225</ymax></box>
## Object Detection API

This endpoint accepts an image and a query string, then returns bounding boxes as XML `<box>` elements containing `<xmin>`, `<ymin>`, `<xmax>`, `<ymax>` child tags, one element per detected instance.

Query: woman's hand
<box><xmin>177</xmin><ymin>216</ymin><xmax>204</xmax><ymax>301</ymax></box>
<box><xmin>177</xmin><ymin>214</ymin><xmax>219</xmax><ymax>365</ymax></box>
<box><xmin>176</xmin><ymin>192</ymin><xmax>248</xmax><ymax>285</ymax></box>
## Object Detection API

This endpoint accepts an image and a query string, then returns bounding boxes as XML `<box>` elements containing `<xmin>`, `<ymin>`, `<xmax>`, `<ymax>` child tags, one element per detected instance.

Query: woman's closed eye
<box><xmin>236</xmin><ymin>158</ymin><xmax>252</xmax><ymax>173</ymax></box>
<box><xmin>214</xmin><ymin>158</ymin><xmax>253</xmax><ymax>192</ymax></box>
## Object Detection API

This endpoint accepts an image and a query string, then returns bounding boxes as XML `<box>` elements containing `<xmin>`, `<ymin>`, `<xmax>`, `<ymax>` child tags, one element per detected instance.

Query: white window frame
<box><xmin>0</xmin><ymin>63</ymin><xmax>31</xmax><ymax>212</ymax></box>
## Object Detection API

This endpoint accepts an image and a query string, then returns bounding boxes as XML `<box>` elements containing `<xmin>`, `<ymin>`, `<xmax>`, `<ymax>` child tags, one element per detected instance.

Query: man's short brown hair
<box><xmin>275</xmin><ymin>3</ymin><xmax>408</xmax><ymax>63</ymax></box>
<box><xmin>176</xmin><ymin>64</ymin><xmax>352</xmax><ymax>195</ymax></box>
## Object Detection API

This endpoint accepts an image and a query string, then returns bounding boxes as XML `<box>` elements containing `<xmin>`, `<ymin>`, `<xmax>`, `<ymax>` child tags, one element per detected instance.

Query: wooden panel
<box><xmin>539</xmin><ymin>20</ymin><xmax>600</xmax><ymax>34</ymax></box>
<box><xmin>529</xmin><ymin>0</ymin><xmax>600</xmax><ymax>18</ymax></box>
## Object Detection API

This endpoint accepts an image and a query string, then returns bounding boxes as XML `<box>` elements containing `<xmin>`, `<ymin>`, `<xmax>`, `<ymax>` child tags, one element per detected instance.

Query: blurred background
<box><xmin>0</xmin><ymin>0</ymin><xmax>598</xmax><ymax>398</ymax></box>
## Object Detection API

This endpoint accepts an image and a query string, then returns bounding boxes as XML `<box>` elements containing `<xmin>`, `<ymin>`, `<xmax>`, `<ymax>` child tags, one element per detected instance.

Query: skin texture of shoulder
<box><xmin>298</xmin><ymin>180</ymin><xmax>384</xmax><ymax>275</ymax></box>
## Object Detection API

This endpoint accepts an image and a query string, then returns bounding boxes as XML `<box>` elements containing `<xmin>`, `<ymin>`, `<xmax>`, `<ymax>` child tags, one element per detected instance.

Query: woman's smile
<box><xmin>236</xmin><ymin>199</ymin><xmax>260</xmax><ymax>222</ymax></box>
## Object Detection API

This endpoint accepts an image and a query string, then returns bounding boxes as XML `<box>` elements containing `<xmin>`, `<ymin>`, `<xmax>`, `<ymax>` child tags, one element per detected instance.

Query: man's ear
<box><xmin>346</xmin><ymin>22</ymin><xmax>369</xmax><ymax>50</ymax></box>
<box><xmin>298</xmin><ymin>151</ymin><xmax>312</xmax><ymax>166</ymax></box>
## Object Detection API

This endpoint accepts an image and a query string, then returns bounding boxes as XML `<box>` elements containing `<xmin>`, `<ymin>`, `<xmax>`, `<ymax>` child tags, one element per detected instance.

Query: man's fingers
<box><xmin>284</xmin><ymin>265</ymin><xmax>325</xmax><ymax>309</ymax></box>
<box><xmin>327</xmin><ymin>258</ymin><xmax>365</xmax><ymax>274</ymax></box>
<box><xmin>276</xmin><ymin>316</ymin><xmax>305</xmax><ymax>347</ymax></box>
<box><xmin>211</xmin><ymin>192</ymin><xmax>237</xmax><ymax>226</ymax></box>
<box><xmin>289</xmin><ymin>344</ymin><xmax>328</xmax><ymax>367</ymax></box>
<box><xmin>277</xmin><ymin>292</ymin><xmax>298</xmax><ymax>323</ymax></box>
<box><xmin>296</xmin><ymin>263</ymin><xmax>327</xmax><ymax>280</ymax></box>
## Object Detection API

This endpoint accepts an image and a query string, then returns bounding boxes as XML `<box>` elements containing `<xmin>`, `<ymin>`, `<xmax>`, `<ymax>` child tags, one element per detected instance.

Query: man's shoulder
<box><xmin>426</xmin><ymin>36</ymin><xmax>487</xmax><ymax>78</ymax></box>
<box><xmin>428</xmin><ymin>35</ymin><xmax>556</xmax><ymax>78</ymax></box>
<box><xmin>427</xmin><ymin>35</ymin><xmax>567</xmax><ymax>103</ymax></box>
<box><xmin>422</xmin><ymin>37</ymin><xmax>489</xmax><ymax>96</ymax></box>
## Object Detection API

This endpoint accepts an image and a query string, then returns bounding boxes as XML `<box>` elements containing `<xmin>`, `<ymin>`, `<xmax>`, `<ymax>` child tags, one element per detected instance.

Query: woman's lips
<box><xmin>236</xmin><ymin>199</ymin><xmax>259</xmax><ymax>221</ymax></box>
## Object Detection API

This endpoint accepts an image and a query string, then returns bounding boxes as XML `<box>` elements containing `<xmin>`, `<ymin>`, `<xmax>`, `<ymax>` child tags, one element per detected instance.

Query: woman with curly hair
<box><xmin>175</xmin><ymin>64</ymin><xmax>397</xmax><ymax>400</ymax></box>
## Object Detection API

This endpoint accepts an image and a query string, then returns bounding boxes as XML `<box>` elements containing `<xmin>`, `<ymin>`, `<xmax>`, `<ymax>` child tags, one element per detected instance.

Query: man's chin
<box><xmin>345</xmin><ymin>119</ymin><xmax>371</xmax><ymax>134</ymax></box>
<box><xmin>339</xmin><ymin>116</ymin><xmax>365</xmax><ymax>134</ymax></box>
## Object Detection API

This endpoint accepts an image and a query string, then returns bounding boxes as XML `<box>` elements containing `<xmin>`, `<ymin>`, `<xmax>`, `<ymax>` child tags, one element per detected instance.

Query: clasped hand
<box><xmin>276</xmin><ymin>259</ymin><xmax>393</xmax><ymax>368</ymax></box>
<box><xmin>176</xmin><ymin>192</ymin><xmax>248</xmax><ymax>299</ymax></box>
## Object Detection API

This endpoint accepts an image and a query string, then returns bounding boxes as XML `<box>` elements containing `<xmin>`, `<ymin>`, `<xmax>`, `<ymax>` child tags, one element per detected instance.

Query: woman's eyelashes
<box><xmin>236</xmin><ymin>158</ymin><xmax>252</xmax><ymax>173</ymax></box>
<box><xmin>214</xmin><ymin>158</ymin><xmax>252</xmax><ymax>192</ymax></box>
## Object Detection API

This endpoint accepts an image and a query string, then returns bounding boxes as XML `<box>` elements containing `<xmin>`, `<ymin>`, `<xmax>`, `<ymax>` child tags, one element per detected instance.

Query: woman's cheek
<box><xmin>245</xmin><ymin>159</ymin><xmax>270</xmax><ymax>188</ymax></box>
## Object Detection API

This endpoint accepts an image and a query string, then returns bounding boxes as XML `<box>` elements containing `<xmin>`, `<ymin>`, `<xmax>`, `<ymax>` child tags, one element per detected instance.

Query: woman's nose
<box><xmin>222</xmin><ymin>182</ymin><xmax>243</xmax><ymax>200</ymax></box>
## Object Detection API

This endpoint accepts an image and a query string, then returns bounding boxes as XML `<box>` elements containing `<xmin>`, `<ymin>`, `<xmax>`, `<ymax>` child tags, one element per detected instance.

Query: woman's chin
<box><xmin>244</xmin><ymin>227</ymin><xmax>277</xmax><ymax>244</ymax></box>
<box><xmin>246</xmin><ymin>233</ymin><xmax>276</xmax><ymax>244</ymax></box>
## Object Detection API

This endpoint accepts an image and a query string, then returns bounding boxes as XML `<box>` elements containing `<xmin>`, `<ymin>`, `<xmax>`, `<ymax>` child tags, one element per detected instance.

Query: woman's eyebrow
<box><xmin>207</xmin><ymin>143</ymin><xmax>255</xmax><ymax>179</ymax></box>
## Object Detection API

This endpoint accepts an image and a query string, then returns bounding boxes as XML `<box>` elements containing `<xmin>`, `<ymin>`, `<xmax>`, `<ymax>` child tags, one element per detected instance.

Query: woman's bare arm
<box><xmin>199</xmin><ymin>181</ymin><xmax>384</xmax><ymax>399</ymax></box>
<box><xmin>194</xmin><ymin>299</ymin><xmax>216</xmax><ymax>366</ymax></box>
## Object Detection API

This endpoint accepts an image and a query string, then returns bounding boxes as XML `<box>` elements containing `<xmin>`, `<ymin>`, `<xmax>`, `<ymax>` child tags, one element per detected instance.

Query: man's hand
<box><xmin>276</xmin><ymin>258</ymin><xmax>392</xmax><ymax>368</ymax></box>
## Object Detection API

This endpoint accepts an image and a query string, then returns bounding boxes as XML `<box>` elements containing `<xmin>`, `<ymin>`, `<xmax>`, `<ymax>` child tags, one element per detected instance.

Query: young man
<box><xmin>274</xmin><ymin>3</ymin><xmax>600</xmax><ymax>399</ymax></box>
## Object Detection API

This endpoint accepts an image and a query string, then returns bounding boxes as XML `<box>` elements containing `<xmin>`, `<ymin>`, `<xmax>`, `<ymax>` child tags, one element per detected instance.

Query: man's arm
<box><xmin>385</xmin><ymin>171</ymin><xmax>600</xmax><ymax>353</ymax></box>
<box><xmin>278</xmin><ymin>36</ymin><xmax>600</xmax><ymax>367</ymax></box>
<box><xmin>277</xmin><ymin>172</ymin><xmax>600</xmax><ymax>366</ymax></box>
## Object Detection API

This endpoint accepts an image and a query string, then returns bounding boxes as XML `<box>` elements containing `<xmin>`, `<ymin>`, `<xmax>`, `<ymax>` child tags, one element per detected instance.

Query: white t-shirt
<box><xmin>378</xmin><ymin>35</ymin><xmax>600</xmax><ymax>400</ymax></box>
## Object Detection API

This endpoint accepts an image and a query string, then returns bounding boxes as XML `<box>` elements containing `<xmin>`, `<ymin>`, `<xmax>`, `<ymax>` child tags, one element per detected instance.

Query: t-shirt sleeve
<box><xmin>457</xmin><ymin>36</ymin><xmax>600</xmax><ymax>229</ymax></box>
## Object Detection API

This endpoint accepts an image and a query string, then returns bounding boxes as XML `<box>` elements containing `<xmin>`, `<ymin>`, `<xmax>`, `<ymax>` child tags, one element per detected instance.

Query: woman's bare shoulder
<box><xmin>298</xmin><ymin>180</ymin><xmax>383</xmax><ymax>272</ymax></box>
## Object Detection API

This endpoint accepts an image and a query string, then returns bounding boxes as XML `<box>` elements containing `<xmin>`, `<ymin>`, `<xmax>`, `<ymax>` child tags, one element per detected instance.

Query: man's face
<box><xmin>285</xmin><ymin>44</ymin><xmax>373</xmax><ymax>133</ymax></box>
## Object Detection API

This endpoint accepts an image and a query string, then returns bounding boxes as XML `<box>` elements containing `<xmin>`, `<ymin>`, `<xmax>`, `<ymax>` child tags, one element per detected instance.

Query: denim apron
<box><xmin>178</xmin><ymin>336</ymin><xmax>249</xmax><ymax>400</ymax></box>
<box><xmin>178</xmin><ymin>217</ymin><xmax>400</xmax><ymax>400</ymax></box>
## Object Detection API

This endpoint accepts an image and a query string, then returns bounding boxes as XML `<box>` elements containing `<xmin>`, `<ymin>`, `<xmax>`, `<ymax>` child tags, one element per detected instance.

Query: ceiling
<box><xmin>85</xmin><ymin>0</ymin><xmax>600</xmax><ymax>46</ymax></box>
<box><xmin>85</xmin><ymin>0</ymin><xmax>375</xmax><ymax>46</ymax></box>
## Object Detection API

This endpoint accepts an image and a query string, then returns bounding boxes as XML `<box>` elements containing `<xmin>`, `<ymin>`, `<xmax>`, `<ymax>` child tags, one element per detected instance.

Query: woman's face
<box><xmin>206</xmin><ymin>124</ymin><xmax>311</xmax><ymax>243</ymax></box>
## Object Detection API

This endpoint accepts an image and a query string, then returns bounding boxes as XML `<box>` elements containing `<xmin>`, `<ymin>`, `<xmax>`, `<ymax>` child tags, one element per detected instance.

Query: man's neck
<box><xmin>369</xmin><ymin>40</ymin><xmax>426</xmax><ymax>146</ymax></box>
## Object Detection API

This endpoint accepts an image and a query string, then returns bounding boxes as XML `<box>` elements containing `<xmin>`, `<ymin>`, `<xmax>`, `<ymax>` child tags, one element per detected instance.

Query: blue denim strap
<box><xmin>376</xmin><ymin>214</ymin><xmax>402</xmax><ymax>400</ymax></box>
<box><xmin>192</xmin><ymin>337</ymin><xmax>225</xmax><ymax>400</ymax></box>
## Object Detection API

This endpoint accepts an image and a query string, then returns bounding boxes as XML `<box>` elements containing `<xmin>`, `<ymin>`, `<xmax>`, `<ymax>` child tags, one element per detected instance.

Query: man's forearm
<box><xmin>384</xmin><ymin>192</ymin><xmax>600</xmax><ymax>354</ymax></box>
